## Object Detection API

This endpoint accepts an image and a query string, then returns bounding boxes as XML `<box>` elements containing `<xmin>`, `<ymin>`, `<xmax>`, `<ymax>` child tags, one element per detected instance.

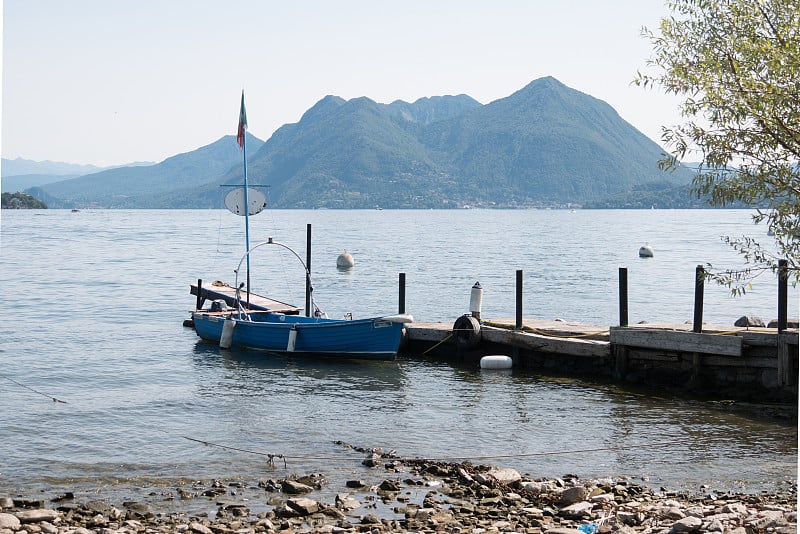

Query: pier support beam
<box><xmin>613</xmin><ymin>345</ymin><xmax>628</xmax><ymax>380</ymax></box>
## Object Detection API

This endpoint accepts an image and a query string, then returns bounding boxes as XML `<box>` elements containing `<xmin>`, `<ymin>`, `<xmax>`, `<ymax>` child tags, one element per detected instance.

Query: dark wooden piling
<box><xmin>515</xmin><ymin>270</ymin><xmax>523</xmax><ymax>330</ymax></box>
<box><xmin>693</xmin><ymin>265</ymin><xmax>705</xmax><ymax>333</ymax></box>
<box><xmin>619</xmin><ymin>267</ymin><xmax>628</xmax><ymax>327</ymax></box>
<box><xmin>615</xmin><ymin>267</ymin><xmax>630</xmax><ymax>380</ymax></box>
<box><xmin>399</xmin><ymin>272</ymin><xmax>406</xmax><ymax>314</ymax></box>
<box><xmin>305</xmin><ymin>224</ymin><xmax>312</xmax><ymax>317</ymax></box>
<box><xmin>778</xmin><ymin>259</ymin><xmax>788</xmax><ymax>332</ymax></box>
<box><xmin>196</xmin><ymin>278</ymin><xmax>204</xmax><ymax>309</ymax></box>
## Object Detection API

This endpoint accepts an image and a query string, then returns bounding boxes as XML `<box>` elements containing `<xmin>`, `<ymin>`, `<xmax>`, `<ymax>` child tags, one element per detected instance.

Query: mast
<box><xmin>237</xmin><ymin>91</ymin><xmax>251</xmax><ymax>305</ymax></box>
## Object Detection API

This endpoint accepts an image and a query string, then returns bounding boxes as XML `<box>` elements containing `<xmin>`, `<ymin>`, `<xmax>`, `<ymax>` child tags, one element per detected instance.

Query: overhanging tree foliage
<box><xmin>636</xmin><ymin>0</ymin><xmax>799</xmax><ymax>293</ymax></box>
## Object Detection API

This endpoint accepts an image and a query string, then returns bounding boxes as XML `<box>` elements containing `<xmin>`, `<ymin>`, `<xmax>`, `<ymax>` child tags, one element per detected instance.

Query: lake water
<box><xmin>0</xmin><ymin>209</ymin><xmax>796</xmax><ymax>507</ymax></box>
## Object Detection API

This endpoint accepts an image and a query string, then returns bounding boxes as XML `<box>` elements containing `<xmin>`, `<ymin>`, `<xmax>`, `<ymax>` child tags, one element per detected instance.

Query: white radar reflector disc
<box><xmin>225</xmin><ymin>187</ymin><xmax>267</xmax><ymax>216</ymax></box>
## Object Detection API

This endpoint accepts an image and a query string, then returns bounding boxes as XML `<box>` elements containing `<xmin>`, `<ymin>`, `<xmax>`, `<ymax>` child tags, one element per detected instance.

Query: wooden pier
<box><xmin>403</xmin><ymin>318</ymin><xmax>799</xmax><ymax>403</ymax></box>
<box><xmin>185</xmin><ymin>229</ymin><xmax>798</xmax><ymax>404</ymax></box>
<box><xmin>190</xmin><ymin>279</ymin><xmax>301</xmax><ymax>314</ymax></box>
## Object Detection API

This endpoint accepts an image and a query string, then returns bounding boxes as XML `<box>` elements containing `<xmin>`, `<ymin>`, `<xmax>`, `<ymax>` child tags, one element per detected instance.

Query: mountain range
<box><xmin>3</xmin><ymin>76</ymin><xmax>695</xmax><ymax>209</ymax></box>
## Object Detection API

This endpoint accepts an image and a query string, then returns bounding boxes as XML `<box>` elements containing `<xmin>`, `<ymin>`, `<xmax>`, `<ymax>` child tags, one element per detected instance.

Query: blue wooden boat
<box><xmin>192</xmin><ymin>236</ymin><xmax>413</xmax><ymax>360</ymax></box>
<box><xmin>192</xmin><ymin>310</ymin><xmax>412</xmax><ymax>360</ymax></box>
<box><xmin>190</xmin><ymin>93</ymin><xmax>412</xmax><ymax>360</ymax></box>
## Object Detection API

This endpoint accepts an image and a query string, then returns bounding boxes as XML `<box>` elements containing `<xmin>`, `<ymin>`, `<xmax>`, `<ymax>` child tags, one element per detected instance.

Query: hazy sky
<box><xmin>2</xmin><ymin>0</ymin><xmax>683</xmax><ymax>167</ymax></box>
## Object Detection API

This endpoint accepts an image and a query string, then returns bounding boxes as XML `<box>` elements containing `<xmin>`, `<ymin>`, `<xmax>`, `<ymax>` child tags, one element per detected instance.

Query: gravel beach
<box><xmin>1</xmin><ymin>454</ymin><xmax>796</xmax><ymax>534</ymax></box>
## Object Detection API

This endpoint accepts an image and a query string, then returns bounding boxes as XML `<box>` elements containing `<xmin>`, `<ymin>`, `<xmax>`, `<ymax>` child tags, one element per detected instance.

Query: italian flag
<box><xmin>237</xmin><ymin>91</ymin><xmax>247</xmax><ymax>149</ymax></box>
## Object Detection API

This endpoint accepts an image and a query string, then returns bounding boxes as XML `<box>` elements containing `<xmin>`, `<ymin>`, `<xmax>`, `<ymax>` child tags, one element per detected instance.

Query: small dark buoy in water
<box><xmin>337</xmin><ymin>251</ymin><xmax>355</xmax><ymax>270</ymax></box>
<box><xmin>639</xmin><ymin>244</ymin><xmax>654</xmax><ymax>258</ymax></box>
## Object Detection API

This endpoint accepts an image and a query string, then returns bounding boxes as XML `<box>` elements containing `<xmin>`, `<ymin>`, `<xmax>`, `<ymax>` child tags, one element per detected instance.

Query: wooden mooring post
<box><xmin>776</xmin><ymin>259</ymin><xmax>794</xmax><ymax>386</ymax></box>
<box><xmin>615</xmin><ymin>267</ymin><xmax>629</xmax><ymax>380</ymax></box>
<box><xmin>693</xmin><ymin>264</ymin><xmax>705</xmax><ymax>333</ymax></box>
<box><xmin>692</xmin><ymin>265</ymin><xmax>706</xmax><ymax>384</ymax></box>
<box><xmin>618</xmin><ymin>267</ymin><xmax>628</xmax><ymax>327</ymax></box>
<box><xmin>398</xmin><ymin>272</ymin><xmax>406</xmax><ymax>314</ymax></box>
<box><xmin>195</xmin><ymin>278</ymin><xmax>204</xmax><ymax>310</ymax></box>
<box><xmin>515</xmin><ymin>270</ymin><xmax>523</xmax><ymax>330</ymax></box>
<box><xmin>305</xmin><ymin>224</ymin><xmax>312</xmax><ymax>317</ymax></box>
<box><xmin>778</xmin><ymin>259</ymin><xmax>788</xmax><ymax>332</ymax></box>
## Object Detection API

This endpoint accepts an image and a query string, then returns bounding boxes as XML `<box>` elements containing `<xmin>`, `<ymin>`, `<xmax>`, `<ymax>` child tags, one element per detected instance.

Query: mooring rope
<box><xmin>482</xmin><ymin>320</ymin><xmax>609</xmax><ymax>339</ymax></box>
<box><xmin>421</xmin><ymin>333</ymin><xmax>453</xmax><ymax>355</ymax></box>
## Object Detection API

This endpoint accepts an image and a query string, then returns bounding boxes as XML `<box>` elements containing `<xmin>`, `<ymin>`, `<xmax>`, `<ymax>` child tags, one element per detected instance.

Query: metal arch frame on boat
<box><xmin>233</xmin><ymin>236</ymin><xmax>325</xmax><ymax>319</ymax></box>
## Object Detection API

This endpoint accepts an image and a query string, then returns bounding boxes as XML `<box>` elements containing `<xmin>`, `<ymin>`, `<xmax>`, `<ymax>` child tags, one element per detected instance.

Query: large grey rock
<box><xmin>747</xmin><ymin>510</ymin><xmax>790</xmax><ymax>530</ymax></box>
<box><xmin>87</xmin><ymin>513</ymin><xmax>108</xmax><ymax>527</ymax></box>
<box><xmin>0</xmin><ymin>513</ymin><xmax>20</xmax><ymax>530</ymax></box>
<box><xmin>734</xmin><ymin>316</ymin><xmax>765</xmax><ymax>327</ymax></box>
<box><xmin>669</xmin><ymin>516</ymin><xmax>703</xmax><ymax>532</ymax></box>
<box><xmin>722</xmin><ymin>503</ymin><xmax>748</xmax><ymax>515</ymax></box>
<box><xmin>335</xmin><ymin>493</ymin><xmax>361</xmax><ymax>511</ymax></box>
<box><xmin>287</xmin><ymin>497</ymin><xmax>319</xmax><ymax>516</ymax></box>
<box><xmin>559</xmin><ymin>486</ymin><xmax>587</xmax><ymax>505</ymax></box>
<box><xmin>487</xmin><ymin>467</ymin><xmax>522</xmax><ymax>483</ymax></box>
<box><xmin>15</xmin><ymin>509</ymin><xmax>60</xmax><ymax>523</ymax></box>
<box><xmin>281</xmin><ymin>480</ymin><xmax>314</xmax><ymax>494</ymax></box>
<box><xmin>559</xmin><ymin>501</ymin><xmax>593</xmax><ymax>517</ymax></box>
<box><xmin>768</xmin><ymin>319</ymin><xmax>800</xmax><ymax>328</ymax></box>
<box><xmin>189</xmin><ymin>521</ymin><xmax>214</xmax><ymax>534</ymax></box>
<box><xmin>661</xmin><ymin>506</ymin><xmax>686</xmax><ymax>520</ymax></box>
<box><xmin>617</xmin><ymin>510</ymin><xmax>643</xmax><ymax>526</ymax></box>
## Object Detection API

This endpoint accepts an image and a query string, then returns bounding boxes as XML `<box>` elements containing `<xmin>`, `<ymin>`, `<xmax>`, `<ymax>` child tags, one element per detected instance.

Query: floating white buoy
<box><xmin>480</xmin><ymin>355</ymin><xmax>513</xmax><ymax>369</ymax></box>
<box><xmin>639</xmin><ymin>244</ymin><xmax>654</xmax><ymax>258</ymax></box>
<box><xmin>336</xmin><ymin>251</ymin><xmax>355</xmax><ymax>270</ymax></box>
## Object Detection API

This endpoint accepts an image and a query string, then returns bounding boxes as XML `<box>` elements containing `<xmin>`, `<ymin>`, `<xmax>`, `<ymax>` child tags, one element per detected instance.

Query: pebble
<box><xmin>0</xmin><ymin>458</ymin><xmax>795</xmax><ymax>534</ymax></box>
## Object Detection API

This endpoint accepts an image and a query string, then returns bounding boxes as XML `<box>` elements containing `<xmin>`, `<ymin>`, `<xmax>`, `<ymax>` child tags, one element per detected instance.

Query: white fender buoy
<box><xmin>337</xmin><ymin>251</ymin><xmax>355</xmax><ymax>270</ymax></box>
<box><xmin>639</xmin><ymin>244</ymin><xmax>654</xmax><ymax>258</ymax></box>
<box><xmin>220</xmin><ymin>318</ymin><xmax>236</xmax><ymax>349</ymax></box>
<box><xmin>469</xmin><ymin>281</ymin><xmax>483</xmax><ymax>320</ymax></box>
<box><xmin>480</xmin><ymin>355</ymin><xmax>513</xmax><ymax>369</ymax></box>
<box><xmin>287</xmin><ymin>326</ymin><xmax>298</xmax><ymax>352</ymax></box>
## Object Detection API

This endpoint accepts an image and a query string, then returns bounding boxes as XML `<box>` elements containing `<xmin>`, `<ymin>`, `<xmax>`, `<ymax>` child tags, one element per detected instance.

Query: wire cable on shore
<box><xmin>0</xmin><ymin>373</ymin><xmax>68</xmax><ymax>403</ymax></box>
<box><xmin>2</xmin><ymin>371</ymin><xmax>681</xmax><ymax>469</ymax></box>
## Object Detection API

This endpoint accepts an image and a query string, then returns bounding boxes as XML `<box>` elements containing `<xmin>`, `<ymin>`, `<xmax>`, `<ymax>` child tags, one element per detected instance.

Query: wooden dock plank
<box><xmin>481</xmin><ymin>325</ymin><xmax>610</xmax><ymax>357</ymax></box>
<box><xmin>190</xmin><ymin>281</ymin><xmax>301</xmax><ymax>314</ymax></box>
<box><xmin>405</xmin><ymin>320</ymin><xmax>610</xmax><ymax>357</ymax></box>
<box><xmin>610</xmin><ymin>326</ymin><xmax>742</xmax><ymax>356</ymax></box>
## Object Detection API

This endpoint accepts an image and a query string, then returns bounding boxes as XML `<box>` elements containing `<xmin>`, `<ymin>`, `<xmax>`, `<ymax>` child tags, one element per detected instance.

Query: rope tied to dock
<box><xmin>421</xmin><ymin>333</ymin><xmax>453</xmax><ymax>355</ymax></box>
<box><xmin>482</xmin><ymin>320</ymin><xmax>609</xmax><ymax>339</ymax></box>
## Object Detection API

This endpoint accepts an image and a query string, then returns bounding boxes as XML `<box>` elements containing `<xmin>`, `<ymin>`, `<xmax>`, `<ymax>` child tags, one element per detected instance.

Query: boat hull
<box><xmin>192</xmin><ymin>311</ymin><xmax>409</xmax><ymax>361</ymax></box>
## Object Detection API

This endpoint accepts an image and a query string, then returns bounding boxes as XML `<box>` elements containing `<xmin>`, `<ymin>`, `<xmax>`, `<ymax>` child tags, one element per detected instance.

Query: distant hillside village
<box><xmin>1</xmin><ymin>192</ymin><xmax>47</xmax><ymax>209</ymax></box>
<box><xmin>2</xmin><ymin>76</ymin><xmax>710</xmax><ymax>210</ymax></box>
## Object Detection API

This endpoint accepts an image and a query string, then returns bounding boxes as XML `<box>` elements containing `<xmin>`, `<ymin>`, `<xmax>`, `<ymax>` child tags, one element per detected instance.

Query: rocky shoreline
<box><xmin>1</xmin><ymin>456</ymin><xmax>796</xmax><ymax>534</ymax></box>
